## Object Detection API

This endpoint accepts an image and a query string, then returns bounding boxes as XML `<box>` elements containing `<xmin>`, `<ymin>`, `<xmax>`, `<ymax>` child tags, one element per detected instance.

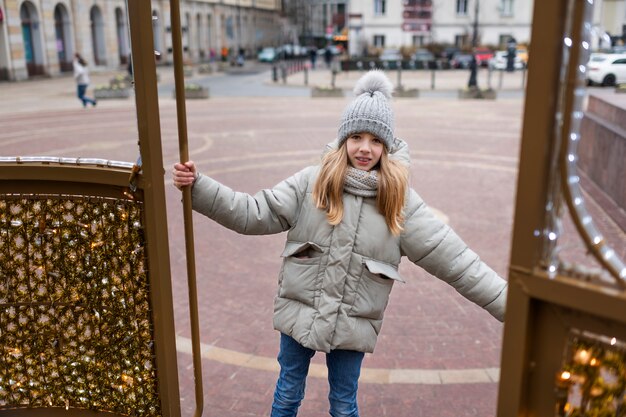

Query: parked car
<box><xmin>279</xmin><ymin>44</ymin><xmax>294</xmax><ymax>58</ymax></box>
<box><xmin>317</xmin><ymin>45</ymin><xmax>342</xmax><ymax>57</ymax></box>
<box><xmin>473</xmin><ymin>48</ymin><xmax>494</xmax><ymax>67</ymax></box>
<box><xmin>450</xmin><ymin>52</ymin><xmax>474</xmax><ymax>69</ymax></box>
<box><xmin>610</xmin><ymin>45</ymin><xmax>626</xmax><ymax>54</ymax></box>
<box><xmin>586</xmin><ymin>53</ymin><xmax>626</xmax><ymax>86</ymax></box>
<box><xmin>379</xmin><ymin>48</ymin><xmax>402</xmax><ymax>62</ymax></box>
<box><xmin>440</xmin><ymin>46</ymin><xmax>460</xmax><ymax>61</ymax></box>
<box><xmin>411</xmin><ymin>48</ymin><xmax>435</xmax><ymax>63</ymax></box>
<box><xmin>488</xmin><ymin>50</ymin><xmax>525</xmax><ymax>70</ymax></box>
<box><xmin>257</xmin><ymin>47</ymin><xmax>277</xmax><ymax>62</ymax></box>
<box><xmin>516</xmin><ymin>47</ymin><xmax>529</xmax><ymax>65</ymax></box>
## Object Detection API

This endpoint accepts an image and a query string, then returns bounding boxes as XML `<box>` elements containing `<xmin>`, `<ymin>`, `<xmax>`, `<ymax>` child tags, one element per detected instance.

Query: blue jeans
<box><xmin>77</xmin><ymin>84</ymin><xmax>96</xmax><ymax>107</ymax></box>
<box><xmin>271</xmin><ymin>333</ymin><xmax>364</xmax><ymax>417</ymax></box>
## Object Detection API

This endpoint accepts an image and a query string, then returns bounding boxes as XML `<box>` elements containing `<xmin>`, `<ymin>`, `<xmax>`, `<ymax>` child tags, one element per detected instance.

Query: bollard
<box><xmin>272</xmin><ymin>65</ymin><xmax>278</xmax><ymax>82</ymax></box>
<box><xmin>521</xmin><ymin>66</ymin><xmax>527</xmax><ymax>89</ymax></box>
<box><xmin>498</xmin><ymin>69</ymin><xmax>504</xmax><ymax>89</ymax></box>
<box><xmin>330</xmin><ymin>60</ymin><xmax>340</xmax><ymax>88</ymax></box>
<box><xmin>397</xmin><ymin>61</ymin><xmax>402</xmax><ymax>90</ymax></box>
<box><xmin>431</xmin><ymin>70</ymin><xmax>435</xmax><ymax>90</ymax></box>
<box><xmin>487</xmin><ymin>66</ymin><xmax>493</xmax><ymax>90</ymax></box>
<box><xmin>281</xmin><ymin>64</ymin><xmax>287</xmax><ymax>84</ymax></box>
<box><xmin>304</xmin><ymin>67</ymin><xmax>308</xmax><ymax>86</ymax></box>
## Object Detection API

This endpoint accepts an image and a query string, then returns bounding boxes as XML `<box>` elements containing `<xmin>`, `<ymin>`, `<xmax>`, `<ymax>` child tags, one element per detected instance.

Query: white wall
<box><xmin>348</xmin><ymin>0</ymin><xmax>534</xmax><ymax>53</ymax></box>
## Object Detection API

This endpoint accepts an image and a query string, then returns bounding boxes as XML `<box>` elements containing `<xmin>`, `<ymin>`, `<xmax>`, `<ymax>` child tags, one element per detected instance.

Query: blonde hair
<box><xmin>312</xmin><ymin>144</ymin><xmax>409</xmax><ymax>235</ymax></box>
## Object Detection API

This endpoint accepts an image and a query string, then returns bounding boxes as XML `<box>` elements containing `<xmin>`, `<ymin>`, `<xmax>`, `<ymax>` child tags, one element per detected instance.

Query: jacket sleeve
<box><xmin>73</xmin><ymin>62</ymin><xmax>81</xmax><ymax>79</ymax></box>
<box><xmin>190</xmin><ymin>166</ymin><xmax>311</xmax><ymax>235</ymax></box>
<box><xmin>400</xmin><ymin>190</ymin><xmax>507</xmax><ymax>321</ymax></box>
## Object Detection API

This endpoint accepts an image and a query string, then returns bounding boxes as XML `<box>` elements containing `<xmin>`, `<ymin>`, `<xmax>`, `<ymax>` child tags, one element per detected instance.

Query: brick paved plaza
<box><xmin>0</xmin><ymin>66</ymin><xmax>623</xmax><ymax>417</ymax></box>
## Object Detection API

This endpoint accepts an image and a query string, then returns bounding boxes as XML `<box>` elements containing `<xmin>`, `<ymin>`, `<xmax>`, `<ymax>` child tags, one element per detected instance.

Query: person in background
<box><xmin>324</xmin><ymin>46</ymin><xmax>333</xmax><ymax>68</ymax></box>
<box><xmin>127</xmin><ymin>54</ymin><xmax>133</xmax><ymax>77</ymax></box>
<box><xmin>73</xmin><ymin>53</ymin><xmax>97</xmax><ymax>108</ymax></box>
<box><xmin>172</xmin><ymin>70</ymin><xmax>507</xmax><ymax>417</ymax></box>
<box><xmin>309</xmin><ymin>46</ymin><xmax>318</xmax><ymax>69</ymax></box>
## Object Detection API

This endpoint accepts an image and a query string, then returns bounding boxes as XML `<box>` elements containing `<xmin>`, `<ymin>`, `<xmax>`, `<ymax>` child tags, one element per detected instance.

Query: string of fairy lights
<box><xmin>560</xmin><ymin>0</ymin><xmax>626</xmax><ymax>283</ymax></box>
<box><xmin>557</xmin><ymin>331</ymin><xmax>626</xmax><ymax>416</ymax></box>
<box><xmin>551</xmin><ymin>1</ymin><xmax>626</xmax><ymax>415</ymax></box>
<box><xmin>0</xmin><ymin>194</ymin><xmax>161</xmax><ymax>416</ymax></box>
<box><xmin>543</xmin><ymin>0</ymin><xmax>625</xmax><ymax>284</ymax></box>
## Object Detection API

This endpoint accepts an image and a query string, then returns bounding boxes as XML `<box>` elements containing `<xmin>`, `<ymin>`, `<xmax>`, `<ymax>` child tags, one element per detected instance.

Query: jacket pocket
<box><xmin>351</xmin><ymin>259</ymin><xmax>403</xmax><ymax>320</ymax></box>
<box><xmin>278</xmin><ymin>241</ymin><xmax>323</xmax><ymax>306</ymax></box>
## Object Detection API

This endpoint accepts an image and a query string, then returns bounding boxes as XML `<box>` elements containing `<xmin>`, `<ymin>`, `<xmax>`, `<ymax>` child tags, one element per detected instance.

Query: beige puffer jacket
<box><xmin>191</xmin><ymin>139</ymin><xmax>507</xmax><ymax>353</ymax></box>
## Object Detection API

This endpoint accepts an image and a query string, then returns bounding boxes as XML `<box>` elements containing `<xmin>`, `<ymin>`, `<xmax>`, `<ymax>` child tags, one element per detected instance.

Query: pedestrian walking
<box><xmin>324</xmin><ymin>46</ymin><xmax>333</xmax><ymax>69</ymax></box>
<box><xmin>72</xmin><ymin>53</ymin><xmax>97</xmax><ymax>108</ymax></box>
<box><xmin>172</xmin><ymin>70</ymin><xmax>507</xmax><ymax>417</ymax></box>
<box><xmin>309</xmin><ymin>46</ymin><xmax>318</xmax><ymax>69</ymax></box>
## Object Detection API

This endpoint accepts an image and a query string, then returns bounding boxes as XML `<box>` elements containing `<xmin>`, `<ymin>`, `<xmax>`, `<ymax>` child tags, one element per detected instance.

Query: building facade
<box><xmin>278</xmin><ymin>0</ymin><xmax>346</xmax><ymax>48</ymax></box>
<box><xmin>346</xmin><ymin>0</ymin><xmax>625</xmax><ymax>56</ymax></box>
<box><xmin>347</xmin><ymin>0</ymin><xmax>533</xmax><ymax>57</ymax></box>
<box><xmin>0</xmin><ymin>0</ymin><xmax>282</xmax><ymax>81</ymax></box>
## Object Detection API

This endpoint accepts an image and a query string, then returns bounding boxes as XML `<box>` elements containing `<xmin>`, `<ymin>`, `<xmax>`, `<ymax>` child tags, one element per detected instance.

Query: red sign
<box><xmin>402</xmin><ymin>1</ymin><xmax>432</xmax><ymax>32</ymax></box>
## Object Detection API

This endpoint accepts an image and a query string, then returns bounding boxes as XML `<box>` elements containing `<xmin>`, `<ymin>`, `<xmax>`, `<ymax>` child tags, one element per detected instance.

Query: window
<box><xmin>456</xmin><ymin>0</ymin><xmax>468</xmax><ymax>15</ymax></box>
<box><xmin>374</xmin><ymin>0</ymin><xmax>386</xmax><ymax>16</ymax></box>
<box><xmin>499</xmin><ymin>34</ymin><xmax>514</xmax><ymax>47</ymax></box>
<box><xmin>373</xmin><ymin>35</ymin><xmax>385</xmax><ymax>48</ymax></box>
<box><xmin>500</xmin><ymin>0</ymin><xmax>514</xmax><ymax>16</ymax></box>
<box><xmin>455</xmin><ymin>34</ymin><xmax>468</xmax><ymax>47</ymax></box>
<box><xmin>323</xmin><ymin>4</ymin><xmax>327</xmax><ymax>25</ymax></box>
<box><xmin>412</xmin><ymin>35</ymin><xmax>425</xmax><ymax>46</ymax></box>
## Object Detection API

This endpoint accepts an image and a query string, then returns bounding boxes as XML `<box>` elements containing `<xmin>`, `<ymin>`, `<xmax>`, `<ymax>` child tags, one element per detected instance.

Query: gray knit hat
<box><xmin>337</xmin><ymin>70</ymin><xmax>394</xmax><ymax>149</ymax></box>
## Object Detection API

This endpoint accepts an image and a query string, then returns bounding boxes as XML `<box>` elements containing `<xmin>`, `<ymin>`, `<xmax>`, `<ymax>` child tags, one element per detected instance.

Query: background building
<box><xmin>1</xmin><ymin>0</ymin><xmax>624</xmax><ymax>81</ymax></box>
<box><xmin>279</xmin><ymin>0</ymin><xmax>346</xmax><ymax>49</ymax></box>
<box><xmin>0</xmin><ymin>0</ymin><xmax>282</xmax><ymax>81</ymax></box>
<box><xmin>346</xmin><ymin>0</ymin><xmax>625</xmax><ymax>57</ymax></box>
<box><xmin>347</xmin><ymin>0</ymin><xmax>532</xmax><ymax>57</ymax></box>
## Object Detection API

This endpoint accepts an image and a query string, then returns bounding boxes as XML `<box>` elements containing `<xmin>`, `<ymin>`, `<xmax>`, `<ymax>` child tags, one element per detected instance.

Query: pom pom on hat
<box><xmin>338</xmin><ymin>70</ymin><xmax>394</xmax><ymax>150</ymax></box>
<box><xmin>353</xmin><ymin>69</ymin><xmax>394</xmax><ymax>99</ymax></box>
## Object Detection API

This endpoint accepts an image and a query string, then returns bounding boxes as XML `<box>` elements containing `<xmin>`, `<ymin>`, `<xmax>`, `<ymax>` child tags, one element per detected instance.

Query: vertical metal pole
<box><xmin>170</xmin><ymin>0</ymin><xmax>204</xmax><ymax>416</ymax></box>
<box><xmin>126</xmin><ymin>1</ymin><xmax>181</xmax><ymax>416</ymax></box>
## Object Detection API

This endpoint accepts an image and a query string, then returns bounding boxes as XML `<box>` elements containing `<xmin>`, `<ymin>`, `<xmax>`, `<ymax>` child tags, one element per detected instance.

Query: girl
<box><xmin>173</xmin><ymin>70</ymin><xmax>507</xmax><ymax>417</ymax></box>
<box><xmin>73</xmin><ymin>53</ymin><xmax>97</xmax><ymax>108</ymax></box>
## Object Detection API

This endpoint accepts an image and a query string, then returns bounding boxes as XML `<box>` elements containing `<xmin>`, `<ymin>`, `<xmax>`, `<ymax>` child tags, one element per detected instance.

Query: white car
<box><xmin>586</xmin><ymin>53</ymin><xmax>626</xmax><ymax>86</ymax></box>
<box><xmin>488</xmin><ymin>50</ymin><xmax>525</xmax><ymax>70</ymax></box>
<box><xmin>379</xmin><ymin>48</ymin><xmax>402</xmax><ymax>62</ymax></box>
<box><xmin>257</xmin><ymin>47</ymin><xmax>277</xmax><ymax>62</ymax></box>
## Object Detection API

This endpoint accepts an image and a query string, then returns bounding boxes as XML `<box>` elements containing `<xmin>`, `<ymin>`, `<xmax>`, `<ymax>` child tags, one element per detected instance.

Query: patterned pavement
<box><xmin>0</xmin><ymin>66</ymin><xmax>623</xmax><ymax>417</ymax></box>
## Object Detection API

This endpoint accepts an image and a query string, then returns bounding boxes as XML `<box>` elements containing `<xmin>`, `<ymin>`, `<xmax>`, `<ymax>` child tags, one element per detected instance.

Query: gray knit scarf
<box><xmin>344</xmin><ymin>167</ymin><xmax>378</xmax><ymax>197</ymax></box>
